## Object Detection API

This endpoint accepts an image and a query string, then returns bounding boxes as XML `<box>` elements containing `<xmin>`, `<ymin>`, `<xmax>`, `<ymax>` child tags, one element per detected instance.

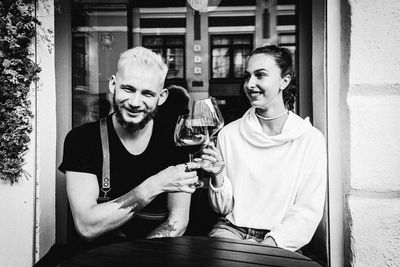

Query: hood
<box><xmin>239</xmin><ymin>107</ymin><xmax>312</xmax><ymax>147</ymax></box>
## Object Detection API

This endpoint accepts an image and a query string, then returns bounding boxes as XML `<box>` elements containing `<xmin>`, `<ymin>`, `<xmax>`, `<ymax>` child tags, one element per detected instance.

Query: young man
<box><xmin>59</xmin><ymin>47</ymin><xmax>200</xmax><ymax>244</ymax></box>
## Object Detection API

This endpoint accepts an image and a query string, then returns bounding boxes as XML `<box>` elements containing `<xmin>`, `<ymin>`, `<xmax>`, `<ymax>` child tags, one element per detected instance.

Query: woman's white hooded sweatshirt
<box><xmin>209</xmin><ymin>107</ymin><xmax>327</xmax><ymax>251</ymax></box>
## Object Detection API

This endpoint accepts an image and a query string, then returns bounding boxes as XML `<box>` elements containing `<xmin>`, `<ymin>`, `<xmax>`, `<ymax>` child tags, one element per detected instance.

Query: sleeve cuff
<box><xmin>208</xmin><ymin>175</ymin><xmax>226</xmax><ymax>193</ymax></box>
<box><xmin>264</xmin><ymin>233</ymin><xmax>278</xmax><ymax>247</ymax></box>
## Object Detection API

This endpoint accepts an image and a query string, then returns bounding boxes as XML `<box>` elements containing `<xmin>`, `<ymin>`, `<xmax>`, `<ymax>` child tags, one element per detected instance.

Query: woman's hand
<box><xmin>196</xmin><ymin>142</ymin><xmax>225</xmax><ymax>176</ymax></box>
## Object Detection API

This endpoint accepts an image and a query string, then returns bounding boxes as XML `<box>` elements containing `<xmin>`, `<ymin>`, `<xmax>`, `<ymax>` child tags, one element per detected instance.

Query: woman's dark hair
<box><xmin>249</xmin><ymin>45</ymin><xmax>296</xmax><ymax>111</ymax></box>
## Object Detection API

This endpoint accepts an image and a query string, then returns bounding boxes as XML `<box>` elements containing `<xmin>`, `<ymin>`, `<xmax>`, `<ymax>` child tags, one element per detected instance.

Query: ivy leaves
<box><xmin>0</xmin><ymin>0</ymin><xmax>40</xmax><ymax>184</ymax></box>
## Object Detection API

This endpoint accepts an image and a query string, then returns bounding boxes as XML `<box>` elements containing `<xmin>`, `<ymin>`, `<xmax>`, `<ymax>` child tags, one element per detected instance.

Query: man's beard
<box><xmin>113</xmin><ymin>95</ymin><xmax>158</xmax><ymax>131</ymax></box>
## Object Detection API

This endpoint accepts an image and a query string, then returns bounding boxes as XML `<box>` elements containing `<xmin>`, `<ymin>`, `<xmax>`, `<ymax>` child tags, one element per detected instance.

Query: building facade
<box><xmin>69</xmin><ymin>0</ymin><xmax>297</xmax><ymax>127</ymax></box>
<box><xmin>0</xmin><ymin>0</ymin><xmax>399</xmax><ymax>266</ymax></box>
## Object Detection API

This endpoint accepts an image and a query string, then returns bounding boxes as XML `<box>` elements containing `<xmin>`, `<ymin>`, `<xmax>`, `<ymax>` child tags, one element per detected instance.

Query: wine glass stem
<box><xmin>210</xmin><ymin>135</ymin><xmax>217</xmax><ymax>145</ymax></box>
<box><xmin>188</xmin><ymin>153</ymin><xmax>193</xmax><ymax>169</ymax></box>
<box><xmin>188</xmin><ymin>153</ymin><xmax>204</xmax><ymax>188</ymax></box>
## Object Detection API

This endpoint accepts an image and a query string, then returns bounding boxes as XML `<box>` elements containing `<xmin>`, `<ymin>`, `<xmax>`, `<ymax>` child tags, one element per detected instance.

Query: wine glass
<box><xmin>191</xmin><ymin>98</ymin><xmax>225</xmax><ymax>171</ymax></box>
<box><xmin>191</xmin><ymin>97</ymin><xmax>224</xmax><ymax>141</ymax></box>
<box><xmin>174</xmin><ymin>114</ymin><xmax>209</xmax><ymax>188</ymax></box>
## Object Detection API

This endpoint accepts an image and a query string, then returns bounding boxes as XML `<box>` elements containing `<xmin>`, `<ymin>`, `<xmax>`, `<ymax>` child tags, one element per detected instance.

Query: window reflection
<box><xmin>211</xmin><ymin>35</ymin><xmax>252</xmax><ymax>79</ymax></box>
<box><xmin>142</xmin><ymin>36</ymin><xmax>185</xmax><ymax>79</ymax></box>
<box><xmin>212</xmin><ymin>48</ymin><xmax>230</xmax><ymax>78</ymax></box>
<box><xmin>71</xmin><ymin>1</ymin><xmax>127</xmax><ymax>127</ymax></box>
<box><xmin>233</xmin><ymin>48</ymin><xmax>250</xmax><ymax>78</ymax></box>
<box><xmin>67</xmin><ymin>2</ymin><xmax>326</xmax><ymax>265</ymax></box>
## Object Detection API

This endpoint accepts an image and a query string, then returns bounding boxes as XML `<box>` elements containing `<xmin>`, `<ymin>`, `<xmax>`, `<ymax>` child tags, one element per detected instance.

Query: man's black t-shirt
<box><xmin>59</xmin><ymin>116</ymin><xmax>187</xmax><ymax>239</ymax></box>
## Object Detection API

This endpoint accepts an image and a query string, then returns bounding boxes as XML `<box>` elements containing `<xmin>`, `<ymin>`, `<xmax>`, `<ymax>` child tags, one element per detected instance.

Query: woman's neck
<box><xmin>255</xmin><ymin>107</ymin><xmax>289</xmax><ymax>136</ymax></box>
<box><xmin>255</xmin><ymin>104</ymin><xmax>287</xmax><ymax>118</ymax></box>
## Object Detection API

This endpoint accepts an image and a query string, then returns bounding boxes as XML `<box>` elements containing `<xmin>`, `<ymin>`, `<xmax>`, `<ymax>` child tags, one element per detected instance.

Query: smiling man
<box><xmin>58</xmin><ymin>47</ymin><xmax>200</xmax><ymax>250</ymax></box>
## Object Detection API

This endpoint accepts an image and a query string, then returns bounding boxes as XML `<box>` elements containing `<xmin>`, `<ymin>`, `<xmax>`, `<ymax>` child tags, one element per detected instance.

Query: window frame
<box><xmin>55</xmin><ymin>0</ymin><xmax>344</xmax><ymax>265</ymax></box>
<box><xmin>142</xmin><ymin>35</ymin><xmax>186</xmax><ymax>81</ymax></box>
<box><xmin>209</xmin><ymin>34</ymin><xmax>253</xmax><ymax>80</ymax></box>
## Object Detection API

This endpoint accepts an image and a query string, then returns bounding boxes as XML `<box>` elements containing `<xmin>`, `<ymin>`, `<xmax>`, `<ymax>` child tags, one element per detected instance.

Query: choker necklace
<box><xmin>255</xmin><ymin>110</ymin><xmax>289</xmax><ymax>121</ymax></box>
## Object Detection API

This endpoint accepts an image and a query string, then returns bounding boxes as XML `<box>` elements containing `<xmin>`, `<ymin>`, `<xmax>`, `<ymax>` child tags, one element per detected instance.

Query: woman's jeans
<box><xmin>209</xmin><ymin>217</ymin><xmax>270</xmax><ymax>242</ymax></box>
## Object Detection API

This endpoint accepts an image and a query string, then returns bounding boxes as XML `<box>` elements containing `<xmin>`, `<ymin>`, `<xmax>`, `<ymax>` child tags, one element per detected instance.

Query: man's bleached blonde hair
<box><xmin>117</xmin><ymin>46</ymin><xmax>168</xmax><ymax>87</ymax></box>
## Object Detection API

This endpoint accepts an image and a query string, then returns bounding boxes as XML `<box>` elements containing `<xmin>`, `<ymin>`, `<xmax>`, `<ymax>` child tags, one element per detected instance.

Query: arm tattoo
<box><xmin>113</xmin><ymin>188</ymin><xmax>153</xmax><ymax>214</ymax></box>
<box><xmin>147</xmin><ymin>220</ymin><xmax>177</xmax><ymax>239</ymax></box>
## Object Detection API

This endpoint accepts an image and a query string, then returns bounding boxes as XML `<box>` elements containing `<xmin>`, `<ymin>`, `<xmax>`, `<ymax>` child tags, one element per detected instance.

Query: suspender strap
<box><xmin>99</xmin><ymin>117</ymin><xmax>110</xmax><ymax>203</ymax></box>
<box><xmin>98</xmin><ymin>117</ymin><xmax>166</xmax><ymax>219</ymax></box>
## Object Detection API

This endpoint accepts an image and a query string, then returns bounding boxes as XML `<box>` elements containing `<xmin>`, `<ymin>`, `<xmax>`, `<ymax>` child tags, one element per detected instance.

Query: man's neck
<box><xmin>112</xmin><ymin>115</ymin><xmax>154</xmax><ymax>155</ymax></box>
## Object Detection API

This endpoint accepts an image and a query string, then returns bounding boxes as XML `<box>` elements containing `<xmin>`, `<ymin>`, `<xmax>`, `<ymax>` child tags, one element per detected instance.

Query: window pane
<box><xmin>143</xmin><ymin>37</ymin><xmax>164</xmax><ymax>47</ymax></box>
<box><xmin>72</xmin><ymin>34</ymin><xmax>88</xmax><ymax>89</ymax></box>
<box><xmin>166</xmin><ymin>37</ymin><xmax>184</xmax><ymax>46</ymax></box>
<box><xmin>72</xmin><ymin>2</ymin><xmax>126</xmax><ymax>127</ymax></box>
<box><xmin>211</xmin><ymin>36</ymin><xmax>230</xmax><ymax>46</ymax></box>
<box><xmin>278</xmin><ymin>34</ymin><xmax>296</xmax><ymax>45</ymax></box>
<box><xmin>233</xmin><ymin>48</ymin><xmax>250</xmax><ymax>78</ymax></box>
<box><xmin>148</xmin><ymin>48</ymin><xmax>164</xmax><ymax>58</ymax></box>
<box><xmin>232</xmin><ymin>36</ymin><xmax>251</xmax><ymax>45</ymax></box>
<box><xmin>212</xmin><ymin>48</ymin><xmax>230</xmax><ymax>78</ymax></box>
<box><xmin>143</xmin><ymin>36</ymin><xmax>185</xmax><ymax>79</ymax></box>
<box><xmin>277</xmin><ymin>15</ymin><xmax>296</xmax><ymax>25</ymax></box>
<box><xmin>166</xmin><ymin>48</ymin><xmax>184</xmax><ymax>79</ymax></box>
<box><xmin>277</xmin><ymin>0</ymin><xmax>296</xmax><ymax>5</ymax></box>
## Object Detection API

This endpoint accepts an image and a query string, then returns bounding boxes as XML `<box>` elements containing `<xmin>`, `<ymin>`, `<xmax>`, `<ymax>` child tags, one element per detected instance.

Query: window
<box><xmin>142</xmin><ymin>36</ymin><xmax>185</xmax><ymax>79</ymax></box>
<box><xmin>278</xmin><ymin>32</ymin><xmax>296</xmax><ymax>57</ymax></box>
<box><xmin>210</xmin><ymin>35</ymin><xmax>253</xmax><ymax>79</ymax></box>
<box><xmin>278</xmin><ymin>32</ymin><xmax>296</xmax><ymax>46</ymax></box>
<box><xmin>71</xmin><ymin>3</ymin><xmax>127</xmax><ymax>127</ymax></box>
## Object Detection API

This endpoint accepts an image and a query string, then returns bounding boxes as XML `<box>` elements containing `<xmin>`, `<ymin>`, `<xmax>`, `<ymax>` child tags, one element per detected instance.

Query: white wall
<box><xmin>35</xmin><ymin>0</ymin><xmax>57</xmax><ymax>261</ymax></box>
<box><xmin>0</xmin><ymin>2</ymin><xmax>56</xmax><ymax>266</ymax></box>
<box><xmin>346</xmin><ymin>0</ymin><xmax>400</xmax><ymax>266</ymax></box>
<box><xmin>0</xmin><ymin>178</ymin><xmax>36</xmax><ymax>267</ymax></box>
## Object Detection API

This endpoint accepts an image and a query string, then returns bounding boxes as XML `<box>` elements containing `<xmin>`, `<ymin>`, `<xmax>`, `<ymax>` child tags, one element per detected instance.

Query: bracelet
<box><xmin>213</xmin><ymin>162</ymin><xmax>225</xmax><ymax>176</ymax></box>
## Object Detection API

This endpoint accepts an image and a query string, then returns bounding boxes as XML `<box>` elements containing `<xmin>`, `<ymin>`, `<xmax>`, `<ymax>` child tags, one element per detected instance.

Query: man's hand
<box><xmin>152</xmin><ymin>162</ymin><xmax>201</xmax><ymax>193</ymax></box>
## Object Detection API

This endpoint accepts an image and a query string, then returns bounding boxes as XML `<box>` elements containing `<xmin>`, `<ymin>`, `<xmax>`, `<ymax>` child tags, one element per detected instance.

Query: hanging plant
<box><xmin>0</xmin><ymin>0</ymin><xmax>41</xmax><ymax>184</ymax></box>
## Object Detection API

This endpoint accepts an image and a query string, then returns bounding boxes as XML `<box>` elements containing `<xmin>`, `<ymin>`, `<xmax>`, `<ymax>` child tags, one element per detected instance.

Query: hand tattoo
<box><xmin>147</xmin><ymin>220</ymin><xmax>177</xmax><ymax>239</ymax></box>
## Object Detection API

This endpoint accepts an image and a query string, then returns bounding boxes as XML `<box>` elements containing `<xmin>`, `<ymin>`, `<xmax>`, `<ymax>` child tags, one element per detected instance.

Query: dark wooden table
<box><xmin>57</xmin><ymin>236</ymin><xmax>321</xmax><ymax>267</ymax></box>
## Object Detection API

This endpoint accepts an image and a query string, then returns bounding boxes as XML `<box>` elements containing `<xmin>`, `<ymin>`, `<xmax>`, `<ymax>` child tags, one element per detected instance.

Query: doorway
<box><xmin>55</xmin><ymin>0</ymin><xmax>330</xmax><ymax>265</ymax></box>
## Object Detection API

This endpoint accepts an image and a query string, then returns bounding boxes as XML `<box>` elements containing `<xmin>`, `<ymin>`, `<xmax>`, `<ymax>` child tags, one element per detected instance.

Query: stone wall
<box><xmin>346</xmin><ymin>0</ymin><xmax>400</xmax><ymax>266</ymax></box>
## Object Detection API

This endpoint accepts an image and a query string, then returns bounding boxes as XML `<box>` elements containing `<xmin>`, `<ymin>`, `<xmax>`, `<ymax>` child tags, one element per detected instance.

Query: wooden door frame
<box><xmin>312</xmin><ymin>0</ymin><xmax>345</xmax><ymax>266</ymax></box>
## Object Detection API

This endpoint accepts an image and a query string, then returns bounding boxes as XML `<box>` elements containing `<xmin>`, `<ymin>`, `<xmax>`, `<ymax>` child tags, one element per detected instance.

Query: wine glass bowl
<box><xmin>191</xmin><ymin>97</ymin><xmax>224</xmax><ymax>140</ymax></box>
<box><xmin>189</xmin><ymin>98</ymin><xmax>225</xmax><ymax>171</ymax></box>
<box><xmin>174</xmin><ymin>116</ymin><xmax>209</xmax><ymax>147</ymax></box>
<box><xmin>174</xmin><ymin>114</ymin><xmax>209</xmax><ymax>188</ymax></box>
<box><xmin>174</xmin><ymin>99</ymin><xmax>225</xmax><ymax>187</ymax></box>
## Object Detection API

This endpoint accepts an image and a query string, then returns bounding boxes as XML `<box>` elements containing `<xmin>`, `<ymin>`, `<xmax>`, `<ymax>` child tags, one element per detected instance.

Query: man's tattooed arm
<box><xmin>146</xmin><ymin>192</ymin><xmax>191</xmax><ymax>239</ymax></box>
<box><xmin>147</xmin><ymin>220</ymin><xmax>178</xmax><ymax>239</ymax></box>
<box><xmin>68</xmin><ymin>161</ymin><xmax>198</xmax><ymax>240</ymax></box>
<box><xmin>113</xmin><ymin>188</ymin><xmax>153</xmax><ymax>214</ymax></box>
<box><xmin>66</xmin><ymin>173</ymin><xmax>162</xmax><ymax>240</ymax></box>
<box><xmin>111</xmin><ymin>175</ymin><xmax>163</xmax><ymax>214</ymax></box>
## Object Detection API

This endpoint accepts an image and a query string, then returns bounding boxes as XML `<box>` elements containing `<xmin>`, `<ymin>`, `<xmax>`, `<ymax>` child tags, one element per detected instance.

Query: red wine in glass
<box><xmin>174</xmin><ymin>115</ymin><xmax>209</xmax><ymax>188</ymax></box>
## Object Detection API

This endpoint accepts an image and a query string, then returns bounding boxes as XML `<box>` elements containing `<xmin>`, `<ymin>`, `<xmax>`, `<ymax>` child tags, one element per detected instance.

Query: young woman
<box><xmin>202</xmin><ymin>45</ymin><xmax>327</xmax><ymax>251</ymax></box>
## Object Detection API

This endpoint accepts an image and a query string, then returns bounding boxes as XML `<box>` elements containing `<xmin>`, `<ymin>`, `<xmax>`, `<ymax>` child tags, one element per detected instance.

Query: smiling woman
<box><xmin>207</xmin><ymin>45</ymin><xmax>327</xmax><ymax>254</ymax></box>
<box><xmin>243</xmin><ymin>46</ymin><xmax>296</xmax><ymax>115</ymax></box>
